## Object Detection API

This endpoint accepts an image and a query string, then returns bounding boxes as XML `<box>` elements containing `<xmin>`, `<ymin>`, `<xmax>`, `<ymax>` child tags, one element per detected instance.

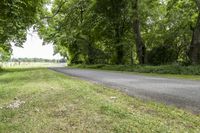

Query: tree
<box><xmin>188</xmin><ymin>0</ymin><xmax>200</xmax><ymax>64</ymax></box>
<box><xmin>131</xmin><ymin>0</ymin><xmax>146</xmax><ymax>64</ymax></box>
<box><xmin>38</xmin><ymin>0</ymin><xmax>200</xmax><ymax>65</ymax></box>
<box><xmin>0</xmin><ymin>0</ymin><xmax>46</xmax><ymax>59</ymax></box>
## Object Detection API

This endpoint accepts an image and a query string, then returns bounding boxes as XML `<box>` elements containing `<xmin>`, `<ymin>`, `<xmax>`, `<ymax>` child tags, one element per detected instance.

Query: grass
<box><xmin>0</xmin><ymin>62</ymin><xmax>65</xmax><ymax>68</ymax></box>
<box><xmin>69</xmin><ymin>64</ymin><xmax>200</xmax><ymax>80</ymax></box>
<box><xmin>0</xmin><ymin>68</ymin><xmax>200</xmax><ymax>132</ymax></box>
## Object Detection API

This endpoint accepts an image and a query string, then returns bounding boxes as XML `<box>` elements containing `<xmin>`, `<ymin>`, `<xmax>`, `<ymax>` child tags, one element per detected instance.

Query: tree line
<box><xmin>0</xmin><ymin>0</ymin><xmax>200</xmax><ymax>65</ymax></box>
<box><xmin>11</xmin><ymin>58</ymin><xmax>66</xmax><ymax>63</ymax></box>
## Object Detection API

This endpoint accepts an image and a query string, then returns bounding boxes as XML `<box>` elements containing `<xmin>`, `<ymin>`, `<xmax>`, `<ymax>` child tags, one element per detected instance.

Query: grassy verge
<box><xmin>0</xmin><ymin>68</ymin><xmax>200</xmax><ymax>132</ymax></box>
<box><xmin>69</xmin><ymin>64</ymin><xmax>200</xmax><ymax>80</ymax></box>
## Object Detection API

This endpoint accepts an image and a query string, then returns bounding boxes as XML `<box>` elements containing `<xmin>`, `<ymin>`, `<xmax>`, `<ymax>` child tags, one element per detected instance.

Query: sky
<box><xmin>12</xmin><ymin>29</ymin><xmax>62</xmax><ymax>60</ymax></box>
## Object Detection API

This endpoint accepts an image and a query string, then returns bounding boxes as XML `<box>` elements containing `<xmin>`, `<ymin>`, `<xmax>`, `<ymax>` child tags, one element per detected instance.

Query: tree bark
<box><xmin>116</xmin><ymin>44</ymin><xmax>124</xmax><ymax>64</ymax></box>
<box><xmin>114</xmin><ymin>23</ymin><xmax>124</xmax><ymax>64</ymax></box>
<box><xmin>115</xmin><ymin>27</ymin><xmax>124</xmax><ymax>64</ymax></box>
<box><xmin>188</xmin><ymin>13</ymin><xmax>200</xmax><ymax>64</ymax></box>
<box><xmin>130</xmin><ymin>45</ymin><xmax>134</xmax><ymax>65</ymax></box>
<box><xmin>132</xmin><ymin>0</ymin><xmax>146</xmax><ymax>64</ymax></box>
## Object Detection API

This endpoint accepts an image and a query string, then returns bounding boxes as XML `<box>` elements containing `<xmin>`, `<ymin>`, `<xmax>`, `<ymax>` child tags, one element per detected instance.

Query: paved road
<box><xmin>50</xmin><ymin>67</ymin><xmax>200</xmax><ymax>113</ymax></box>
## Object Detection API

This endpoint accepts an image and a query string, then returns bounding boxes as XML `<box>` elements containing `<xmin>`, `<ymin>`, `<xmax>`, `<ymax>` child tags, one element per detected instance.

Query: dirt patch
<box><xmin>7</xmin><ymin>100</ymin><xmax>25</xmax><ymax>109</ymax></box>
<box><xmin>3</xmin><ymin>100</ymin><xmax>26</xmax><ymax>109</ymax></box>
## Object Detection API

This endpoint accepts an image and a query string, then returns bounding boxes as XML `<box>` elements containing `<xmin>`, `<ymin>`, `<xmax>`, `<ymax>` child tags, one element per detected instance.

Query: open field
<box><xmin>0</xmin><ymin>62</ymin><xmax>66</xmax><ymax>69</ymax></box>
<box><xmin>0</xmin><ymin>68</ymin><xmax>200</xmax><ymax>132</ymax></box>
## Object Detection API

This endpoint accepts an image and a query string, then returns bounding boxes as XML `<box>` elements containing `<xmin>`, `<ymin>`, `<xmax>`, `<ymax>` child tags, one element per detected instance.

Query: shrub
<box><xmin>147</xmin><ymin>45</ymin><xmax>178</xmax><ymax>65</ymax></box>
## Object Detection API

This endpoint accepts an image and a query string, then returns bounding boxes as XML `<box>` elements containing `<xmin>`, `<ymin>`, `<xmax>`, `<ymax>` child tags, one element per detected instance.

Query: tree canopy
<box><xmin>1</xmin><ymin>0</ymin><xmax>200</xmax><ymax>65</ymax></box>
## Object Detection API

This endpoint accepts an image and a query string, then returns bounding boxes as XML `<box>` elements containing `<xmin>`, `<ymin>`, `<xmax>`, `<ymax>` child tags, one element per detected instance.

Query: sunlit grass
<box><xmin>0</xmin><ymin>68</ymin><xmax>200</xmax><ymax>132</ymax></box>
<box><xmin>0</xmin><ymin>62</ymin><xmax>65</xmax><ymax>68</ymax></box>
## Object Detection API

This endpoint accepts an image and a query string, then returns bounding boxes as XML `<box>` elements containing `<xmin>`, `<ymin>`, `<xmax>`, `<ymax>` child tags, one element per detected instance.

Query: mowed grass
<box><xmin>0</xmin><ymin>68</ymin><xmax>200</xmax><ymax>133</ymax></box>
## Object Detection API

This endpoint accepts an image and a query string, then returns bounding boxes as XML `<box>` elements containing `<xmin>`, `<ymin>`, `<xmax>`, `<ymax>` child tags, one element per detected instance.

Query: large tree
<box><xmin>38</xmin><ymin>0</ymin><xmax>200</xmax><ymax>65</ymax></box>
<box><xmin>188</xmin><ymin>0</ymin><xmax>200</xmax><ymax>64</ymax></box>
<box><xmin>131</xmin><ymin>0</ymin><xmax>146</xmax><ymax>64</ymax></box>
<box><xmin>94</xmin><ymin>0</ymin><xmax>129</xmax><ymax>64</ymax></box>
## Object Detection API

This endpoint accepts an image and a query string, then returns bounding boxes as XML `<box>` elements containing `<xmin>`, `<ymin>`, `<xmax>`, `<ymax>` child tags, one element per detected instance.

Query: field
<box><xmin>0</xmin><ymin>62</ymin><xmax>65</xmax><ymax>68</ymax></box>
<box><xmin>0</xmin><ymin>68</ymin><xmax>200</xmax><ymax>132</ymax></box>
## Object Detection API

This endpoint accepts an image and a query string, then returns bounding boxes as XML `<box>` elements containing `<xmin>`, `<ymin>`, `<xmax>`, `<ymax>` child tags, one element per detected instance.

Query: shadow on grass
<box><xmin>0</xmin><ymin>68</ymin><xmax>42</xmax><ymax>74</ymax></box>
<box><xmin>0</xmin><ymin>76</ymin><xmax>32</xmax><ymax>84</ymax></box>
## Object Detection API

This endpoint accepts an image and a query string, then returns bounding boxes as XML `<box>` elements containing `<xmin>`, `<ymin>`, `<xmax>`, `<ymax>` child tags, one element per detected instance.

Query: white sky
<box><xmin>12</xmin><ymin>29</ymin><xmax>62</xmax><ymax>60</ymax></box>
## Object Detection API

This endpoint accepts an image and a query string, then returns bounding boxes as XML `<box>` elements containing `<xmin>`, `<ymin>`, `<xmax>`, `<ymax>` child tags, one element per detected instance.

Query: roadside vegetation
<box><xmin>70</xmin><ymin>64</ymin><xmax>200</xmax><ymax>75</ymax></box>
<box><xmin>38</xmin><ymin>0</ymin><xmax>200</xmax><ymax>66</ymax></box>
<box><xmin>0</xmin><ymin>68</ymin><xmax>200</xmax><ymax>132</ymax></box>
<box><xmin>1</xmin><ymin>0</ymin><xmax>200</xmax><ymax>132</ymax></box>
<box><xmin>69</xmin><ymin>64</ymin><xmax>200</xmax><ymax>80</ymax></box>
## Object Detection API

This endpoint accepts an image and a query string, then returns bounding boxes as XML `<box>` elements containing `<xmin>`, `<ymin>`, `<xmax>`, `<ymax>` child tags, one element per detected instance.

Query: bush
<box><xmin>0</xmin><ymin>66</ymin><xmax>3</xmax><ymax>72</ymax></box>
<box><xmin>147</xmin><ymin>45</ymin><xmax>178</xmax><ymax>65</ymax></box>
<box><xmin>70</xmin><ymin>64</ymin><xmax>200</xmax><ymax>75</ymax></box>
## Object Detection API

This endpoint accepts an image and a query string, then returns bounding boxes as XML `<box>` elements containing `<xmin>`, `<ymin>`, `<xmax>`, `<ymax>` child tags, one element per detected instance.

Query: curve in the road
<box><xmin>50</xmin><ymin>67</ymin><xmax>200</xmax><ymax>114</ymax></box>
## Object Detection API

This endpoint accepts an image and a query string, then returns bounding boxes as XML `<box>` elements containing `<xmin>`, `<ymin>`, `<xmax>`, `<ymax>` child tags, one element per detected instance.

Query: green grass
<box><xmin>0</xmin><ymin>68</ymin><xmax>200</xmax><ymax>132</ymax></box>
<box><xmin>69</xmin><ymin>64</ymin><xmax>200</xmax><ymax>80</ymax></box>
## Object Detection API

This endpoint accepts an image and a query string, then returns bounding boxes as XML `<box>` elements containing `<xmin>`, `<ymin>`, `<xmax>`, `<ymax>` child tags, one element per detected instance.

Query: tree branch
<box><xmin>43</xmin><ymin>0</ymin><xmax>67</xmax><ymax>19</ymax></box>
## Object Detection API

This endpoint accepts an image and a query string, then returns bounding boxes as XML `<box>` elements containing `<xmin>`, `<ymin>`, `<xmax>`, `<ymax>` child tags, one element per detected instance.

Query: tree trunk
<box><xmin>87</xmin><ymin>42</ymin><xmax>94</xmax><ymax>64</ymax></box>
<box><xmin>132</xmin><ymin>0</ymin><xmax>146</xmax><ymax>64</ymax></box>
<box><xmin>115</xmin><ymin>26</ymin><xmax>124</xmax><ymax>65</ymax></box>
<box><xmin>116</xmin><ymin>44</ymin><xmax>124</xmax><ymax>64</ymax></box>
<box><xmin>188</xmin><ymin>13</ymin><xmax>200</xmax><ymax>64</ymax></box>
<box><xmin>130</xmin><ymin>45</ymin><xmax>134</xmax><ymax>65</ymax></box>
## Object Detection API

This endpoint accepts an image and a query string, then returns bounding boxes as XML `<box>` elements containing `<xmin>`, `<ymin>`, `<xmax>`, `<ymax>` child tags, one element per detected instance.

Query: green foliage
<box><xmin>70</xmin><ymin>64</ymin><xmax>200</xmax><ymax>75</ymax></box>
<box><xmin>0</xmin><ymin>0</ymin><xmax>47</xmax><ymax>56</ymax></box>
<box><xmin>147</xmin><ymin>45</ymin><xmax>178</xmax><ymax>65</ymax></box>
<box><xmin>1</xmin><ymin>0</ymin><xmax>197</xmax><ymax>65</ymax></box>
<box><xmin>38</xmin><ymin>0</ymin><xmax>133</xmax><ymax>65</ymax></box>
<box><xmin>38</xmin><ymin>0</ymin><xmax>200</xmax><ymax>65</ymax></box>
<box><xmin>0</xmin><ymin>46</ymin><xmax>11</xmax><ymax>62</ymax></box>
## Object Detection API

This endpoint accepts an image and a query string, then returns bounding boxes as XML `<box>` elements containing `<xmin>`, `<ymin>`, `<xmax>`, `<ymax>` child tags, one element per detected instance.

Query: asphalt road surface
<box><xmin>50</xmin><ymin>67</ymin><xmax>200</xmax><ymax>114</ymax></box>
